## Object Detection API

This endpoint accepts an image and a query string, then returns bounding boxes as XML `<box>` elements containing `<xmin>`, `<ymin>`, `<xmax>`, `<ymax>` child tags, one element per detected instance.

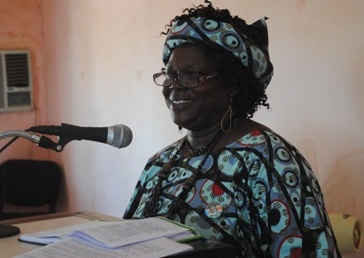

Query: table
<box><xmin>0</xmin><ymin>212</ymin><xmax>237</xmax><ymax>258</ymax></box>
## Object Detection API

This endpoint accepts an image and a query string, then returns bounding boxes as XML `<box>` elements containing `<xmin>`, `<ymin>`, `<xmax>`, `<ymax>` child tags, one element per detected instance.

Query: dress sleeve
<box><xmin>122</xmin><ymin>159</ymin><xmax>152</xmax><ymax>219</ymax></box>
<box><xmin>122</xmin><ymin>179</ymin><xmax>143</xmax><ymax>219</ymax></box>
<box><xmin>123</xmin><ymin>141</ymin><xmax>181</xmax><ymax>219</ymax></box>
<box><xmin>235</xmin><ymin>131</ymin><xmax>340</xmax><ymax>257</ymax></box>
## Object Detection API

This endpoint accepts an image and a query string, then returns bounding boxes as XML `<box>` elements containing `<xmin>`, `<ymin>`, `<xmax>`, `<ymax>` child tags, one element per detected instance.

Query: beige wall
<box><xmin>0</xmin><ymin>0</ymin><xmax>49</xmax><ymax>160</ymax></box>
<box><xmin>1</xmin><ymin>1</ymin><xmax>363</xmax><ymax>256</ymax></box>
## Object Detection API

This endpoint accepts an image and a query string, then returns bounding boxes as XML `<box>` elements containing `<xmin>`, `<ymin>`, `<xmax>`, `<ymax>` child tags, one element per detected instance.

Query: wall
<box><xmin>0</xmin><ymin>0</ymin><xmax>50</xmax><ymax>160</ymax></box>
<box><xmin>1</xmin><ymin>0</ymin><xmax>363</xmax><ymax>256</ymax></box>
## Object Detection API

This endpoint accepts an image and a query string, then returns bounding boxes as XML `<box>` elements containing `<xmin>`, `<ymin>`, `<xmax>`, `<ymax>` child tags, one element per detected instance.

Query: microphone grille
<box><xmin>110</xmin><ymin>125</ymin><xmax>133</xmax><ymax>148</ymax></box>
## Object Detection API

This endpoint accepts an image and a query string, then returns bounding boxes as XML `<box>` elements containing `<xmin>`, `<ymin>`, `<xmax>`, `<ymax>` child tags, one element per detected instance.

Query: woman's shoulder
<box><xmin>235</xmin><ymin>128</ymin><xmax>290</xmax><ymax>147</ymax></box>
<box><xmin>225</xmin><ymin>120</ymin><xmax>294</xmax><ymax>151</ymax></box>
<box><xmin>219</xmin><ymin>119</ymin><xmax>272</xmax><ymax>147</ymax></box>
<box><xmin>146</xmin><ymin>138</ymin><xmax>183</xmax><ymax>163</ymax></box>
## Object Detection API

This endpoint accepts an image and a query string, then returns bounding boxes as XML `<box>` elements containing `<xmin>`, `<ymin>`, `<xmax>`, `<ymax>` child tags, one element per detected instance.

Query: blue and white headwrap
<box><xmin>162</xmin><ymin>17</ymin><xmax>274</xmax><ymax>89</ymax></box>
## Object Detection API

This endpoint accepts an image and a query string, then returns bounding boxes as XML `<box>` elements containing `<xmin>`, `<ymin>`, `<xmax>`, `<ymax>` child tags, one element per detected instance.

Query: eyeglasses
<box><xmin>153</xmin><ymin>71</ymin><xmax>218</xmax><ymax>88</ymax></box>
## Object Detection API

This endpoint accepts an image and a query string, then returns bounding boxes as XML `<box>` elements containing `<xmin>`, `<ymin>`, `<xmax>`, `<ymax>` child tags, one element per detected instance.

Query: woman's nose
<box><xmin>168</xmin><ymin>77</ymin><xmax>183</xmax><ymax>90</ymax></box>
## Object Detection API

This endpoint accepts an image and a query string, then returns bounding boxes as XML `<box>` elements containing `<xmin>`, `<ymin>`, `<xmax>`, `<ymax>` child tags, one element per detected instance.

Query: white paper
<box><xmin>14</xmin><ymin>237</ymin><xmax>193</xmax><ymax>258</ymax></box>
<box><xmin>68</xmin><ymin>217</ymin><xmax>191</xmax><ymax>248</ymax></box>
<box><xmin>19</xmin><ymin>221</ymin><xmax>120</xmax><ymax>245</ymax></box>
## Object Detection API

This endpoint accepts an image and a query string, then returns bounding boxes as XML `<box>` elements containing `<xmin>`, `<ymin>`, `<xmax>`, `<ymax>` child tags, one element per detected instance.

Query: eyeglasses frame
<box><xmin>153</xmin><ymin>71</ymin><xmax>218</xmax><ymax>88</ymax></box>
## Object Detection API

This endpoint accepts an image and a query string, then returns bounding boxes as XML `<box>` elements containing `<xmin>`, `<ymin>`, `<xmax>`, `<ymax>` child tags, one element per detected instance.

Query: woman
<box><xmin>124</xmin><ymin>1</ymin><xmax>341</xmax><ymax>257</ymax></box>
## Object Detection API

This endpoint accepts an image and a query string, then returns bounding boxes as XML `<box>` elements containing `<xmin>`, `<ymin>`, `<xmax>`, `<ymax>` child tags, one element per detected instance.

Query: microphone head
<box><xmin>107</xmin><ymin>125</ymin><xmax>133</xmax><ymax>148</ymax></box>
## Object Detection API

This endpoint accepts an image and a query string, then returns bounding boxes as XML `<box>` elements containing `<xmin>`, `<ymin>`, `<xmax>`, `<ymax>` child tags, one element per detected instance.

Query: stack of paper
<box><xmin>16</xmin><ymin>217</ymin><xmax>202</xmax><ymax>258</ymax></box>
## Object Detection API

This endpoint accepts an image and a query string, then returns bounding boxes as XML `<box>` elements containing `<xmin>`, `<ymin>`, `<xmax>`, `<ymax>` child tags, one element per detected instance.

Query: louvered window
<box><xmin>0</xmin><ymin>50</ymin><xmax>33</xmax><ymax>112</ymax></box>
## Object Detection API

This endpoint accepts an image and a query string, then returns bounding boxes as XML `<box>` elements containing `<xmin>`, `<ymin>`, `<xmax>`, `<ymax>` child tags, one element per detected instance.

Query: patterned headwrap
<box><xmin>162</xmin><ymin>17</ymin><xmax>274</xmax><ymax>89</ymax></box>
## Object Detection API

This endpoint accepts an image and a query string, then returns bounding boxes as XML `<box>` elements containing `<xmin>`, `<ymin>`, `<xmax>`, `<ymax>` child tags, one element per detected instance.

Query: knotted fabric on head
<box><xmin>162</xmin><ymin>17</ymin><xmax>274</xmax><ymax>89</ymax></box>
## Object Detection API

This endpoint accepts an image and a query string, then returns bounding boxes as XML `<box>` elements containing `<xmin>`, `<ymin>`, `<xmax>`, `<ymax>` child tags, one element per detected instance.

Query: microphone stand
<box><xmin>0</xmin><ymin>130</ymin><xmax>64</xmax><ymax>153</ymax></box>
<box><xmin>0</xmin><ymin>130</ymin><xmax>63</xmax><ymax>238</ymax></box>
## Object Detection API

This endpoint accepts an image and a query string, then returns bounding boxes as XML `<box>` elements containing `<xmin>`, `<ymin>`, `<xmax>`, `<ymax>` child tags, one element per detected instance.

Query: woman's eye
<box><xmin>186</xmin><ymin>73</ymin><xmax>199</xmax><ymax>78</ymax></box>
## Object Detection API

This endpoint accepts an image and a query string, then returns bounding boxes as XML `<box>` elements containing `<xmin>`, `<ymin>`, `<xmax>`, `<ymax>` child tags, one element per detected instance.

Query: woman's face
<box><xmin>162</xmin><ymin>44</ymin><xmax>230</xmax><ymax>131</ymax></box>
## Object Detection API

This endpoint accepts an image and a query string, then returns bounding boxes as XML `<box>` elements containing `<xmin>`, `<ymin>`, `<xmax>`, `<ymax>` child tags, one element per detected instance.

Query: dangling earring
<box><xmin>178</xmin><ymin>126</ymin><xmax>183</xmax><ymax>134</ymax></box>
<box><xmin>221</xmin><ymin>95</ymin><xmax>233</xmax><ymax>133</ymax></box>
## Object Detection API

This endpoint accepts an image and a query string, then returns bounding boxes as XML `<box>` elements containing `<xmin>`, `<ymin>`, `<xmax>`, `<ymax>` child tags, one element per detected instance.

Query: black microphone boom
<box><xmin>29</xmin><ymin>123</ymin><xmax>133</xmax><ymax>149</ymax></box>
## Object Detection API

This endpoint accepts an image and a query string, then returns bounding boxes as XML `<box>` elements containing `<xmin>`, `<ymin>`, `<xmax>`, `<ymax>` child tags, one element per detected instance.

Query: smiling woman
<box><xmin>161</xmin><ymin>44</ymin><xmax>228</xmax><ymax>131</ymax></box>
<box><xmin>123</xmin><ymin>1</ymin><xmax>342</xmax><ymax>257</ymax></box>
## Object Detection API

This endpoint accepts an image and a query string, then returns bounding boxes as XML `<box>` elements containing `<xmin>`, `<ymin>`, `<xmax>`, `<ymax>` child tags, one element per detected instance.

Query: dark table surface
<box><xmin>165</xmin><ymin>239</ymin><xmax>238</xmax><ymax>258</ymax></box>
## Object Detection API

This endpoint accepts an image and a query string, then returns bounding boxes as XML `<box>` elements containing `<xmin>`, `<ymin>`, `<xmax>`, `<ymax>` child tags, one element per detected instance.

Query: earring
<box><xmin>178</xmin><ymin>126</ymin><xmax>183</xmax><ymax>134</ymax></box>
<box><xmin>220</xmin><ymin>95</ymin><xmax>233</xmax><ymax>133</ymax></box>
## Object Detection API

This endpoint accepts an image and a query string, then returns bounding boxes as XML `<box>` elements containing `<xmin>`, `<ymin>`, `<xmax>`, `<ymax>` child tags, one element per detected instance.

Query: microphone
<box><xmin>29</xmin><ymin>123</ymin><xmax>133</xmax><ymax>149</ymax></box>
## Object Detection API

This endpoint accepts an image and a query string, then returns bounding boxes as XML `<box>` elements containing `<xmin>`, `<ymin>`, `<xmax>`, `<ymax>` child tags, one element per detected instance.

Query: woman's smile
<box><xmin>169</xmin><ymin>98</ymin><xmax>194</xmax><ymax>111</ymax></box>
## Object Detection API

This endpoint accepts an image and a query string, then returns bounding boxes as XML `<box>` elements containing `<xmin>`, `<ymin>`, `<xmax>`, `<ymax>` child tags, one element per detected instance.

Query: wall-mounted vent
<box><xmin>0</xmin><ymin>50</ymin><xmax>33</xmax><ymax>112</ymax></box>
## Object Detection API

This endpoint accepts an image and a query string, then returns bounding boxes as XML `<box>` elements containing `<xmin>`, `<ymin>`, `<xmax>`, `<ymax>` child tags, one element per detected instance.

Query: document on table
<box><xmin>14</xmin><ymin>237</ymin><xmax>193</xmax><ymax>258</ymax></box>
<box><xmin>18</xmin><ymin>220</ymin><xmax>116</xmax><ymax>245</ymax></box>
<box><xmin>19</xmin><ymin>217</ymin><xmax>201</xmax><ymax>246</ymax></box>
<box><xmin>69</xmin><ymin>216</ymin><xmax>201</xmax><ymax>247</ymax></box>
<box><xmin>17</xmin><ymin>217</ymin><xmax>200</xmax><ymax>257</ymax></box>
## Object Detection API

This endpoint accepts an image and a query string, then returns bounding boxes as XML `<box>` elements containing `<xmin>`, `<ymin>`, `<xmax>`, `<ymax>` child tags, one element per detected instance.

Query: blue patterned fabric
<box><xmin>124</xmin><ymin>129</ymin><xmax>341</xmax><ymax>257</ymax></box>
<box><xmin>162</xmin><ymin>17</ymin><xmax>274</xmax><ymax>89</ymax></box>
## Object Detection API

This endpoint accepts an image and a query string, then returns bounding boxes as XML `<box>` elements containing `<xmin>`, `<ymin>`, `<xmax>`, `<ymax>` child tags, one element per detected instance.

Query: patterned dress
<box><xmin>123</xmin><ymin>129</ymin><xmax>341</xmax><ymax>257</ymax></box>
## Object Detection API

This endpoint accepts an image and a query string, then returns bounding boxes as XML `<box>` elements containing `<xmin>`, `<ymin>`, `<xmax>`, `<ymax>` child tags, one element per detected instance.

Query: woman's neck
<box><xmin>186</xmin><ymin>122</ymin><xmax>224</xmax><ymax>150</ymax></box>
<box><xmin>184</xmin><ymin>118</ymin><xmax>270</xmax><ymax>150</ymax></box>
